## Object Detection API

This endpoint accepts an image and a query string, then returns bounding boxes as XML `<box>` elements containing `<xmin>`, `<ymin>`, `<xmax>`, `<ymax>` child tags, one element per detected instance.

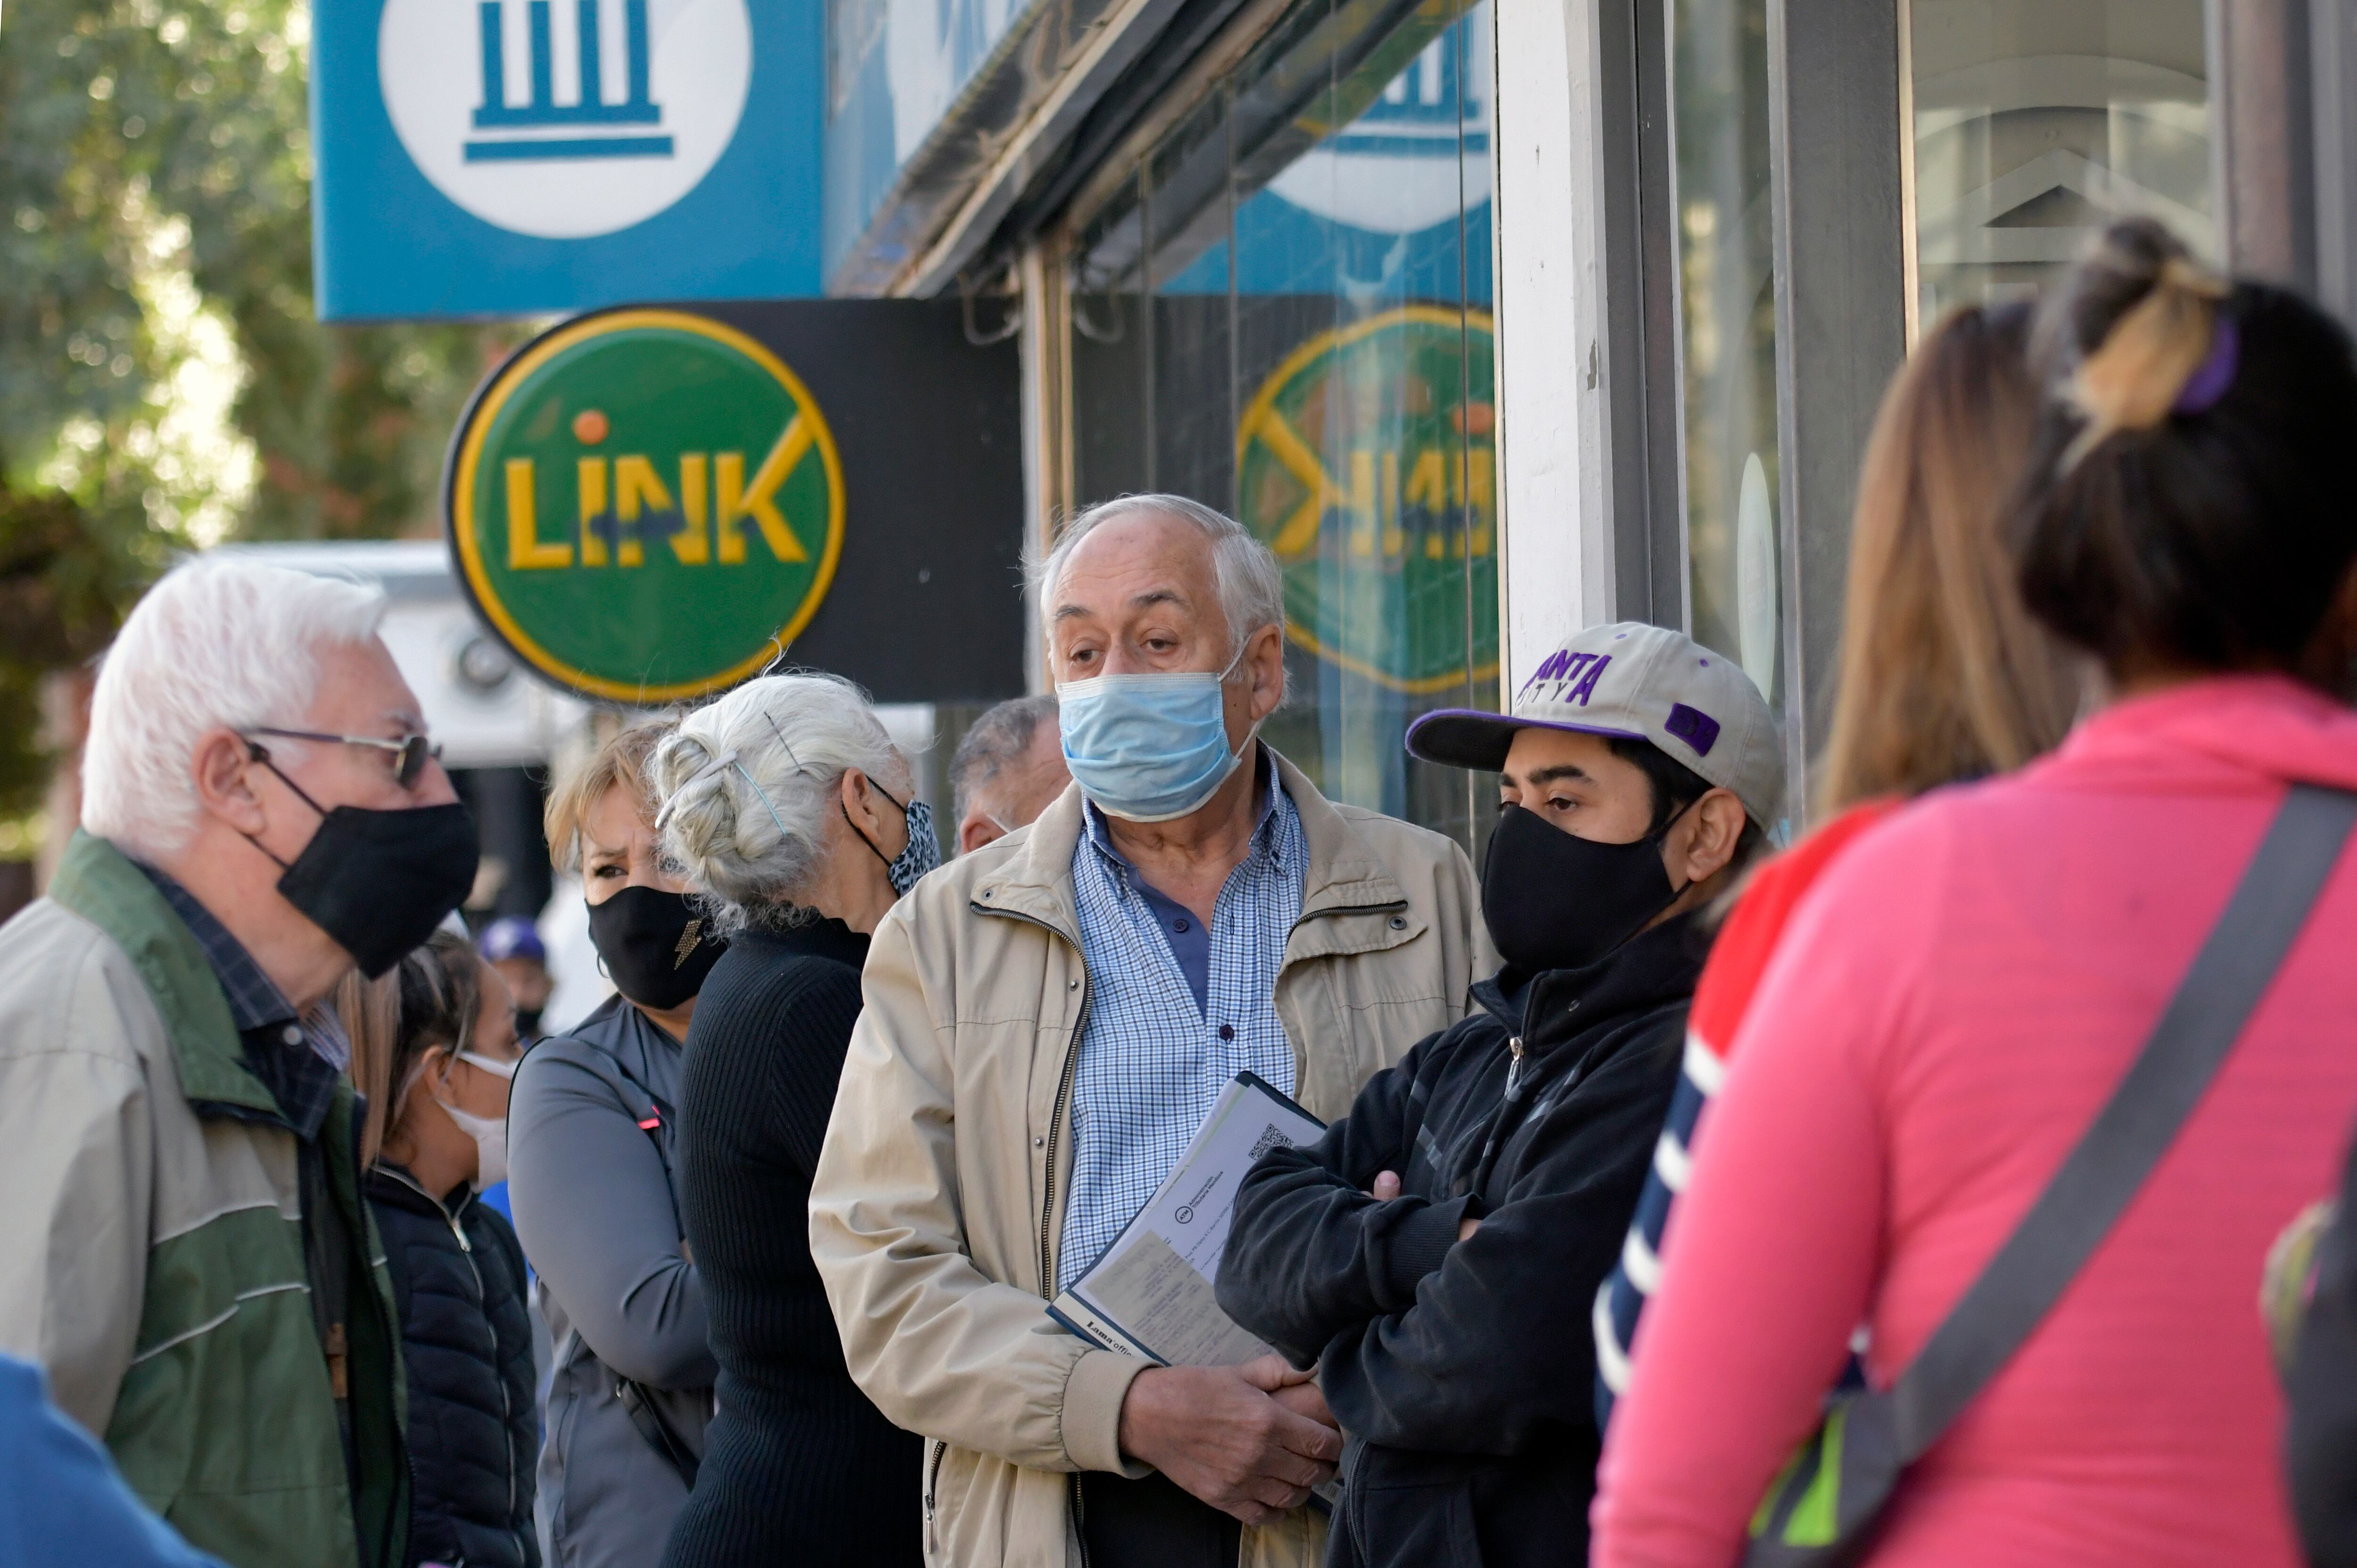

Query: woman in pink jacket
<box><xmin>1592</xmin><ymin>217</ymin><xmax>2357</xmax><ymax>1568</ymax></box>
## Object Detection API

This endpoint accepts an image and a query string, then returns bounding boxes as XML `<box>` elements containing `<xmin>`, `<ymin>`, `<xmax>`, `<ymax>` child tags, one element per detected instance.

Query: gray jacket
<box><xmin>509</xmin><ymin>995</ymin><xmax>716</xmax><ymax>1568</ymax></box>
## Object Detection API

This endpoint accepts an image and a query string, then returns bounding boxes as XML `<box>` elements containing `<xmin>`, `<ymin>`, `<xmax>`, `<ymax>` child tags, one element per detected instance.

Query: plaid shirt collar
<box><xmin>138</xmin><ymin>863</ymin><xmax>346</xmax><ymax>1141</ymax></box>
<box><xmin>1080</xmin><ymin>747</ymin><xmax>1287</xmax><ymax>885</ymax></box>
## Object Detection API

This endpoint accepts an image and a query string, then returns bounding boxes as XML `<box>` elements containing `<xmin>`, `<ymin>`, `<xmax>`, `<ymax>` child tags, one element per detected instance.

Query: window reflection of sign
<box><xmin>1236</xmin><ymin>307</ymin><xmax>1498</xmax><ymax>696</ymax></box>
<box><xmin>468</xmin><ymin>0</ymin><xmax>673</xmax><ymax>162</ymax></box>
<box><xmin>1267</xmin><ymin>8</ymin><xmax>1492</xmax><ymax>239</ymax></box>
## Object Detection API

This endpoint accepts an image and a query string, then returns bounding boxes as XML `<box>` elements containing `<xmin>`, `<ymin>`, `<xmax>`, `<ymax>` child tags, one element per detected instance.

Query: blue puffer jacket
<box><xmin>367</xmin><ymin>1165</ymin><xmax>539</xmax><ymax>1568</ymax></box>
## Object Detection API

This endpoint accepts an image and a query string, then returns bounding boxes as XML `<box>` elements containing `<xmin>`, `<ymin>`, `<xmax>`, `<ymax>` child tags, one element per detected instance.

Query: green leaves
<box><xmin>0</xmin><ymin>0</ymin><xmax>527</xmax><ymax>545</ymax></box>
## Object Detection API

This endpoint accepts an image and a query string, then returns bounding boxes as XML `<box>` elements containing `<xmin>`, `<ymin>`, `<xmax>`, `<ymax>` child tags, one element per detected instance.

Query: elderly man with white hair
<box><xmin>0</xmin><ymin>557</ymin><xmax>479</xmax><ymax>1568</ymax></box>
<box><xmin>811</xmin><ymin>495</ymin><xmax>1495</xmax><ymax>1568</ymax></box>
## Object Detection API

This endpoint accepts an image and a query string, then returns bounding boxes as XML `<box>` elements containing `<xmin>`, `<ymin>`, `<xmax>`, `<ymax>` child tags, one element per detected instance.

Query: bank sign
<box><xmin>448</xmin><ymin>309</ymin><xmax>843</xmax><ymax>701</ymax></box>
<box><xmin>312</xmin><ymin>0</ymin><xmax>822</xmax><ymax>319</ymax></box>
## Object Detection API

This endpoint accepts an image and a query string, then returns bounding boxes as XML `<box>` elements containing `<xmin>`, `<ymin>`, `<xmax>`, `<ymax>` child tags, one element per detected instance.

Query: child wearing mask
<box><xmin>342</xmin><ymin>929</ymin><xmax>537</xmax><ymax>1568</ymax></box>
<box><xmin>1216</xmin><ymin>623</ymin><xmax>1781</xmax><ymax>1568</ymax></box>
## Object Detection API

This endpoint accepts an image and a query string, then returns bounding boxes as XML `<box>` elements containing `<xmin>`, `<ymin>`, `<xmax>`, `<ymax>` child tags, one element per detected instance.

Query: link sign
<box><xmin>446</xmin><ymin>308</ymin><xmax>845</xmax><ymax>702</ymax></box>
<box><xmin>1236</xmin><ymin>306</ymin><xmax>1500</xmax><ymax>695</ymax></box>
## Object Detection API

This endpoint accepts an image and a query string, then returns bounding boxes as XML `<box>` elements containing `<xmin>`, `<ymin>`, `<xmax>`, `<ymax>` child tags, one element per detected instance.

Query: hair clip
<box><xmin>2173</xmin><ymin>315</ymin><xmax>2239</xmax><ymax>414</ymax></box>
<box><xmin>762</xmin><ymin>711</ymin><xmax>803</xmax><ymax>773</ymax></box>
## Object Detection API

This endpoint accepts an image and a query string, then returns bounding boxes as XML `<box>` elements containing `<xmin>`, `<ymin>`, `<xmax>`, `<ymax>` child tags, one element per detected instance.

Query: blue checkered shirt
<box><xmin>1058</xmin><ymin>765</ymin><xmax>1304</xmax><ymax>1291</ymax></box>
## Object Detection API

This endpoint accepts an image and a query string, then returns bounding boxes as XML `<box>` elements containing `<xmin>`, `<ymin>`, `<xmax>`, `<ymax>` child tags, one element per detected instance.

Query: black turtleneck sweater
<box><xmin>1216</xmin><ymin>914</ymin><xmax>1705</xmax><ymax>1568</ymax></box>
<box><xmin>660</xmin><ymin>920</ymin><xmax>921</xmax><ymax>1568</ymax></box>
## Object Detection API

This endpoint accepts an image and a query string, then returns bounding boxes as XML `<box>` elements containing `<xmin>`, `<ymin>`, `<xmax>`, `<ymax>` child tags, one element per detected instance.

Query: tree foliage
<box><xmin>0</xmin><ymin>0</ymin><xmax>527</xmax><ymax>549</ymax></box>
<box><xmin>0</xmin><ymin>0</ymin><xmax>529</xmax><ymax>821</ymax></box>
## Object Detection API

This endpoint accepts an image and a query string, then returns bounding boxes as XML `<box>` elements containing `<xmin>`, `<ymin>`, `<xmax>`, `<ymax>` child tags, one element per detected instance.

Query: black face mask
<box><xmin>514</xmin><ymin>1007</ymin><xmax>544</xmax><ymax>1040</ymax></box>
<box><xmin>1480</xmin><ymin>802</ymin><xmax>1688</xmax><ymax>974</ymax></box>
<box><xmin>247</xmin><ymin>755</ymin><xmax>480</xmax><ymax>981</ymax></box>
<box><xmin>586</xmin><ymin>885</ymin><xmax>725</xmax><ymax>1011</ymax></box>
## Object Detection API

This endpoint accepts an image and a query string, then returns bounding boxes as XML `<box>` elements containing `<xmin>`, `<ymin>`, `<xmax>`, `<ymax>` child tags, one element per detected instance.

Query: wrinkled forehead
<box><xmin>1051</xmin><ymin>512</ymin><xmax>1222</xmax><ymax>625</ymax></box>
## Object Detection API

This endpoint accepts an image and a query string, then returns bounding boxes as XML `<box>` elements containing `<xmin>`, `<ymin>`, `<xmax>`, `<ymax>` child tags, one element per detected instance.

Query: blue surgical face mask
<box><xmin>1056</xmin><ymin>651</ymin><xmax>1255</xmax><ymax>823</ymax></box>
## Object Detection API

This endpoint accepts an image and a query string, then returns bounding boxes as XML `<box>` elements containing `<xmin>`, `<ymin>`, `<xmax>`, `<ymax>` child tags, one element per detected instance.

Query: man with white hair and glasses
<box><xmin>0</xmin><ymin>557</ymin><xmax>480</xmax><ymax>1568</ymax></box>
<box><xmin>811</xmin><ymin>495</ymin><xmax>1496</xmax><ymax>1568</ymax></box>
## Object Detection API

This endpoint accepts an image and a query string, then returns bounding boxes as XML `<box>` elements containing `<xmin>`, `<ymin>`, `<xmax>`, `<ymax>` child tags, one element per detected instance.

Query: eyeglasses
<box><xmin>245</xmin><ymin>727</ymin><xmax>443</xmax><ymax>790</ymax></box>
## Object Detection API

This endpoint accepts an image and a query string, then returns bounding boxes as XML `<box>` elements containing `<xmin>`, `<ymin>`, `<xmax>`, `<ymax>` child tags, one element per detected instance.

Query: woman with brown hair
<box><xmin>343</xmin><ymin>930</ymin><xmax>537</xmax><ymax>1568</ymax></box>
<box><xmin>1591</xmin><ymin>297</ymin><xmax>2079</xmax><ymax>1416</ymax></box>
<box><xmin>505</xmin><ymin>721</ymin><xmax>725</xmax><ymax>1568</ymax></box>
<box><xmin>1596</xmin><ymin>218</ymin><xmax>2357</xmax><ymax>1567</ymax></box>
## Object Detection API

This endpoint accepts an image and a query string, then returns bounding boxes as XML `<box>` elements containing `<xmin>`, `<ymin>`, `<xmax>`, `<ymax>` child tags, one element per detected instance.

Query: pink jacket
<box><xmin>1592</xmin><ymin>677</ymin><xmax>2357</xmax><ymax>1568</ymax></box>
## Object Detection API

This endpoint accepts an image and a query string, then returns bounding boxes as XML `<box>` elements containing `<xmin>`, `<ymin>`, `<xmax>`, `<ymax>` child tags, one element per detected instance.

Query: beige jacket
<box><xmin>810</xmin><ymin>751</ymin><xmax>1496</xmax><ymax>1568</ymax></box>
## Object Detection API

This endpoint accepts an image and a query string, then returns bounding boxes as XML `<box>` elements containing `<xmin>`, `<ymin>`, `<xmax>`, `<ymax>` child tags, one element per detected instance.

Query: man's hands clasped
<box><xmin>1116</xmin><ymin>1355</ymin><xmax>1342</xmax><ymax>1525</ymax></box>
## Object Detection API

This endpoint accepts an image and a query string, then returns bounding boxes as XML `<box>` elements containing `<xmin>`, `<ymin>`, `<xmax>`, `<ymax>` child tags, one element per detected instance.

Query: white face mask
<box><xmin>431</xmin><ymin>1050</ymin><xmax>517</xmax><ymax>1190</ymax></box>
<box><xmin>435</xmin><ymin>1098</ymin><xmax>508</xmax><ymax>1190</ymax></box>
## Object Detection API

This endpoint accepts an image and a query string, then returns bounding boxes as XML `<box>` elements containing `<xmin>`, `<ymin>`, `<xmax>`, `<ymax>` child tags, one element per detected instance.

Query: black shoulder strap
<box><xmin>1892</xmin><ymin>783</ymin><xmax>2357</xmax><ymax>1458</ymax></box>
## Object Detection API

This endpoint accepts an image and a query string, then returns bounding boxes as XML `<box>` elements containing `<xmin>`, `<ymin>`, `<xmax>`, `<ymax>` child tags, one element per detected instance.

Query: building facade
<box><xmin>825</xmin><ymin>0</ymin><xmax>2353</xmax><ymax>848</ymax></box>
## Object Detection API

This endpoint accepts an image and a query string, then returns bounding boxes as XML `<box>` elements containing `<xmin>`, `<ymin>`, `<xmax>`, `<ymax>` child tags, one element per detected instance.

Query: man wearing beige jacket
<box><xmin>810</xmin><ymin>495</ymin><xmax>1496</xmax><ymax>1568</ymax></box>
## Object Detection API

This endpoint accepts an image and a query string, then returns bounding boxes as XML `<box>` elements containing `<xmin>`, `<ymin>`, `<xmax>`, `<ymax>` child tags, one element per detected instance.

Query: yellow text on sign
<box><xmin>503</xmin><ymin>419</ymin><xmax>818</xmax><ymax>570</ymax></box>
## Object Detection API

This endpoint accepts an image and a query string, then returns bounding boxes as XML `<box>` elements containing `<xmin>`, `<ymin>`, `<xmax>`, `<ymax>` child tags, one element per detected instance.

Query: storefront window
<box><xmin>1668</xmin><ymin>0</ymin><xmax>1783</xmax><ymax>701</ymax></box>
<box><xmin>1065</xmin><ymin>0</ymin><xmax>1498</xmax><ymax>852</ymax></box>
<box><xmin>1909</xmin><ymin>0</ymin><xmax>2211</xmax><ymax>321</ymax></box>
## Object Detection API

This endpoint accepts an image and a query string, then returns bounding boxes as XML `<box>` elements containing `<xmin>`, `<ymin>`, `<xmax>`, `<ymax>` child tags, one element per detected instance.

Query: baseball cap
<box><xmin>478</xmin><ymin>916</ymin><xmax>547</xmax><ymax>965</ymax></box>
<box><xmin>1406</xmin><ymin>621</ymin><xmax>1785</xmax><ymax>829</ymax></box>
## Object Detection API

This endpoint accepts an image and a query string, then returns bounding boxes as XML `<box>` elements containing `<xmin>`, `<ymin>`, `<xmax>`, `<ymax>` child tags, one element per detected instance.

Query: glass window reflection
<box><xmin>1909</xmin><ymin>0</ymin><xmax>2211</xmax><ymax>320</ymax></box>
<box><xmin>1669</xmin><ymin>0</ymin><xmax>1782</xmax><ymax>702</ymax></box>
<box><xmin>1065</xmin><ymin>0</ymin><xmax>1499</xmax><ymax>854</ymax></box>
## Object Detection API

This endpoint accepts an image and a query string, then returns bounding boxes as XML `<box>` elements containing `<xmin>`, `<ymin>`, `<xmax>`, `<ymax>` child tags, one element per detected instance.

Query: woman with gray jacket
<box><xmin>508</xmin><ymin>723</ymin><xmax>726</xmax><ymax>1568</ymax></box>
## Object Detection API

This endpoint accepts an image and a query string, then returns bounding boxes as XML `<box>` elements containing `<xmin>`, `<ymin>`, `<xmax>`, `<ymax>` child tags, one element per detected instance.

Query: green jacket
<box><xmin>0</xmin><ymin>832</ymin><xmax>407</xmax><ymax>1568</ymax></box>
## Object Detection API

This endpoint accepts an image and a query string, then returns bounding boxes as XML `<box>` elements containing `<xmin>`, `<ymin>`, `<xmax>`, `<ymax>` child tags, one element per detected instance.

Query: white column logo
<box><xmin>380</xmin><ymin>0</ymin><xmax>752</xmax><ymax>239</ymax></box>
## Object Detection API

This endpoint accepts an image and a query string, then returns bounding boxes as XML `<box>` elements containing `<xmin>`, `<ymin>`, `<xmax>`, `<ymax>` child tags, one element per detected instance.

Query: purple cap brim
<box><xmin>1404</xmin><ymin>708</ymin><xmax>1649</xmax><ymax>773</ymax></box>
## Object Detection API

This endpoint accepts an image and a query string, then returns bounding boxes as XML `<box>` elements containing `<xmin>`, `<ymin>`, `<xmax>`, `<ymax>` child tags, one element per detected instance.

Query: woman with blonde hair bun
<box><xmin>1592</xmin><ymin>296</ymin><xmax>2079</xmax><ymax>1419</ymax></box>
<box><xmin>1598</xmin><ymin>218</ymin><xmax>2357</xmax><ymax>1568</ymax></box>
<box><xmin>651</xmin><ymin>672</ymin><xmax>932</xmax><ymax>1568</ymax></box>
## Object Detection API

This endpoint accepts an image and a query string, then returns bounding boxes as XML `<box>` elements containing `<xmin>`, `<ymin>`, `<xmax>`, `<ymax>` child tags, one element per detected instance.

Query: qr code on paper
<box><xmin>1247</xmin><ymin>1123</ymin><xmax>1296</xmax><ymax>1162</ymax></box>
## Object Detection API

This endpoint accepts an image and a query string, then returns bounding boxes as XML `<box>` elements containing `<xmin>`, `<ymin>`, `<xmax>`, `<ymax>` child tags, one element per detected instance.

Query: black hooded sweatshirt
<box><xmin>1217</xmin><ymin>914</ymin><xmax>1703</xmax><ymax>1568</ymax></box>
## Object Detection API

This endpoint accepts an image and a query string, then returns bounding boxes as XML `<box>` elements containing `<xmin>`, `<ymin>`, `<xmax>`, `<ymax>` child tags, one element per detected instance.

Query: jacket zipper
<box><xmin>1504</xmin><ymin>1034</ymin><xmax>1526</xmax><ymax>1098</ymax></box>
<box><xmin>924</xmin><ymin>1437</ymin><xmax>946</xmax><ymax>1561</ymax></box>
<box><xmin>384</xmin><ymin>1170</ymin><xmax>516</xmax><ymax>1532</ymax></box>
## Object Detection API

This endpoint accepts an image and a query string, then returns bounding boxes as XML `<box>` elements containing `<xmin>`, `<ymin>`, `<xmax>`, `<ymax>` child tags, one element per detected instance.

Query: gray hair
<box><xmin>1028</xmin><ymin>494</ymin><xmax>1286</xmax><ymax>676</ymax></box>
<box><xmin>83</xmin><ymin>557</ymin><xmax>387</xmax><ymax>860</ymax></box>
<box><xmin>948</xmin><ymin>693</ymin><xmax>1059</xmax><ymax>822</ymax></box>
<box><xmin>649</xmin><ymin>672</ymin><xmax>904</xmax><ymax>935</ymax></box>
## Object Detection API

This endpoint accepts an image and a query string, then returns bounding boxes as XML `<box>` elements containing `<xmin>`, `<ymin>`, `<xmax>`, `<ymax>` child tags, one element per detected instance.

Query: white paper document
<box><xmin>1050</xmin><ymin>1071</ymin><xmax>1325</xmax><ymax>1367</ymax></box>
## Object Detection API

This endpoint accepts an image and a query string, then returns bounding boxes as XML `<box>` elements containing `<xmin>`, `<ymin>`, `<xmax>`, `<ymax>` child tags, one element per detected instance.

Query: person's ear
<box><xmin>191</xmin><ymin>728</ymin><xmax>272</xmax><ymax>838</ymax></box>
<box><xmin>1244</xmin><ymin>623</ymin><xmax>1285</xmax><ymax>723</ymax></box>
<box><xmin>412</xmin><ymin>1046</ymin><xmax>458</xmax><ymax>1106</ymax></box>
<box><xmin>1669</xmin><ymin>788</ymin><xmax>1748</xmax><ymax>885</ymax></box>
<box><xmin>839</xmin><ymin>768</ymin><xmax>890</xmax><ymax>843</ymax></box>
<box><xmin>959</xmin><ymin>813</ymin><xmax>1002</xmax><ymax>856</ymax></box>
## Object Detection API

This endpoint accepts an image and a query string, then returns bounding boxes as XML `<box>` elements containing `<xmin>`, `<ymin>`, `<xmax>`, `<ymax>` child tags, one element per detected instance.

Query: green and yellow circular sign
<box><xmin>447</xmin><ymin>309</ymin><xmax>846</xmax><ymax>703</ymax></box>
<box><xmin>1236</xmin><ymin>305</ymin><xmax>1498</xmax><ymax>695</ymax></box>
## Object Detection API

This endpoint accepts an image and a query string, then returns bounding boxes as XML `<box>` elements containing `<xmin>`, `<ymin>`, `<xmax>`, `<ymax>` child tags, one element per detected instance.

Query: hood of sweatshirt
<box><xmin>2031</xmin><ymin>674</ymin><xmax>2357</xmax><ymax>797</ymax></box>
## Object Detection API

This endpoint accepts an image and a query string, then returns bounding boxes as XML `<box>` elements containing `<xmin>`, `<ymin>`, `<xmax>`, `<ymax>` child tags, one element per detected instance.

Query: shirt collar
<box><xmin>137</xmin><ymin>862</ymin><xmax>299</xmax><ymax>1031</ymax></box>
<box><xmin>135</xmin><ymin>862</ymin><xmax>347</xmax><ymax>1140</ymax></box>
<box><xmin>1081</xmin><ymin>747</ymin><xmax>1288</xmax><ymax>882</ymax></box>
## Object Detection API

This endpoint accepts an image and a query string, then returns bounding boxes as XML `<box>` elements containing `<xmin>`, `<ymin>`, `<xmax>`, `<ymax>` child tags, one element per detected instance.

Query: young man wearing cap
<box><xmin>1215</xmin><ymin>622</ymin><xmax>1781</xmax><ymax>1568</ymax></box>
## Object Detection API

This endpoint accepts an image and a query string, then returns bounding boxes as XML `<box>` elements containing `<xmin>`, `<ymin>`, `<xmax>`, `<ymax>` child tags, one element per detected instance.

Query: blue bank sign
<box><xmin>313</xmin><ymin>0</ymin><xmax>822</xmax><ymax>319</ymax></box>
